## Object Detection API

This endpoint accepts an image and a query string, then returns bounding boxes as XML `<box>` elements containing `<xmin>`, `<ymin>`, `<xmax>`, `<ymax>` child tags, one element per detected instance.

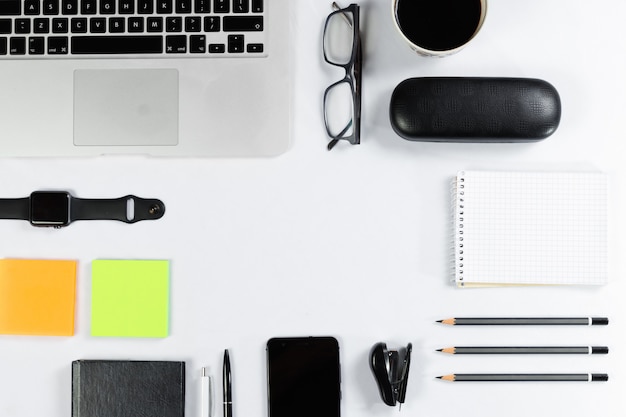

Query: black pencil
<box><xmin>437</xmin><ymin>373</ymin><xmax>609</xmax><ymax>382</ymax></box>
<box><xmin>437</xmin><ymin>346</ymin><xmax>609</xmax><ymax>355</ymax></box>
<box><xmin>437</xmin><ymin>317</ymin><xmax>609</xmax><ymax>326</ymax></box>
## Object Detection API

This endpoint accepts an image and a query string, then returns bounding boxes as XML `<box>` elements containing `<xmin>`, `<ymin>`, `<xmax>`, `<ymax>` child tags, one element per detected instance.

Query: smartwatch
<box><xmin>0</xmin><ymin>191</ymin><xmax>165</xmax><ymax>228</ymax></box>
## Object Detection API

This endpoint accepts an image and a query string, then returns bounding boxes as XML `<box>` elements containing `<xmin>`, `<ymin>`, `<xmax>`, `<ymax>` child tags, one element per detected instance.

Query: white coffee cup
<box><xmin>392</xmin><ymin>0</ymin><xmax>487</xmax><ymax>57</ymax></box>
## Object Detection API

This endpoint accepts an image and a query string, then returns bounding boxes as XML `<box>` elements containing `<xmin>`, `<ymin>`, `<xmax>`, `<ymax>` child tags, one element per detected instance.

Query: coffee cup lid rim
<box><xmin>391</xmin><ymin>0</ymin><xmax>488</xmax><ymax>56</ymax></box>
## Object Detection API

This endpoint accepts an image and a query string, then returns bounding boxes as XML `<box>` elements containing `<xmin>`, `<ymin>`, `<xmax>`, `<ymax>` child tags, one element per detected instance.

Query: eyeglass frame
<box><xmin>322</xmin><ymin>3</ymin><xmax>362</xmax><ymax>151</ymax></box>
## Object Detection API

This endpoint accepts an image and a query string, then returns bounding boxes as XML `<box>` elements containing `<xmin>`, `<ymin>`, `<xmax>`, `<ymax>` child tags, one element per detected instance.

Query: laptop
<box><xmin>0</xmin><ymin>0</ymin><xmax>290</xmax><ymax>157</ymax></box>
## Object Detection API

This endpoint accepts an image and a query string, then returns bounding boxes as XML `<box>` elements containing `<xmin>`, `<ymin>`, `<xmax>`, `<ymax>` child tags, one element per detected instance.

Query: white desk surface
<box><xmin>1</xmin><ymin>1</ymin><xmax>624</xmax><ymax>416</ymax></box>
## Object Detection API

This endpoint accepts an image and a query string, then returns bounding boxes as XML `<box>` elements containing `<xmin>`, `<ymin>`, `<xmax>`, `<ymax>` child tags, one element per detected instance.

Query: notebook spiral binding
<box><xmin>448</xmin><ymin>179</ymin><xmax>458</xmax><ymax>284</ymax></box>
<box><xmin>453</xmin><ymin>171</ymin><xmax>466</xmax><ymax>286</ymax></box>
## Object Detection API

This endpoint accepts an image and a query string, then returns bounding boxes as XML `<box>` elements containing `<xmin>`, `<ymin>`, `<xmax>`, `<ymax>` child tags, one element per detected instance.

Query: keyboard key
<box><xmin>43</xmin><ymin>0</ymin><xmax>60</xmax><ymax>15</ymax></box>
<box><xmin>48</xmin><ymin>36</ymin><xmax>68</xmax><ymax>54</ymax></box>
<box><xmin>71</xmin><ymin>17</ymin><xmax>88</xmax><ymax>33</ymax></box>
<box><xmin>0</xmin><ymin>0</ymin><xmax>20</xmax><ymax>15</ymax></box>
<box><xmin>157</xmin><ymin>0</ymin><xmax>173</xmax><ymax>14</ymax></box>
<box><xmin>72</xmin><ymin>35</ymin><xmax>163</xmax><ymax>54</ymax></box>
<box><xmin>25</xmin><ymin>0</ymin><xmax>41</xmax><ymax>15</ymax></box>
<box><xmin>208</xmin><ymin>43</ymin><xmax>224</xmax><ymax>53</ymax></box>
<box><xmin>62</xmin><ymin>0</ymin><xmax>78</xmax><ymax>14</ymax></box>
<box><xmin>138</xmin><ymin>0</ymin><xmax>154</xmax><ymax>14</ymax></box>
<box><xmin>52</xmin><ymin>18</ymin><xmax>69</xmax><ymax>33</ymax></box>
<box><xmin>185</xmin><ymin>16</ymin><xmax>201</xmax><ymax>32</ymax></box>
<box><xmin>252</xmin><ymin>0</ymin><xmax>263</xmax><ymax>13</ymax></box>
<box><xmin>29</xmin><ymin>37</ymin><xmax>45</xmax><ymax>54</ymax></box>
<box><xmin>0</xmin><ymin>18</ymin><xmax>10</xmax><ymax>34</ymax></box>
<box><xmin>195</xmin><ymin>0</ymin><xmax>210</xmax><ymax>13</ymax></box>
<box><xmin>34</xmin><ymin>18</ymin><xmax>50</xmax><ymax>33</ymax></box>
<box><xmin>165</xmin><ymin>35</ymin><xmax>186</xmax><ymax>53</ymax></box>
<box><xmin>190</xmin><ymin>34</ymin><xmax>205</xmax><ymax>52</ymax></box>
<box><xmin>90</xmin><ymin>17</ymin><xmax>106</xmax><ymax>33</ymax></box>
<box><xmin>223</xmin><ymin>16</ymin><xmax>263</xmax><ymax>32</ymax></box>
<box><xmin>227</xmin><ymin>34</ymin><xmax>243</xmax><ymax>53</ymax></box>
<box><xmin>81</xmin><ymin>0</ymin><xmax>97</xmax><ymax>14</ymax></box>
<box><xmin>204</xmin><ymin>16</ymin><xmax>219</xmax><ymax>32</ymax></box>
<box><xmin>128</xmin><ymin>17</ymin><xmax>144</xmax><ymax>32</ymax></box>
<box><xmin>233</xmin><ymin>0</ymin><xmax>248</xmax><ymax>13</ymax></box>
<box><xmin>15</xmin><ymin>19</ymin><xmax>31</xmax><ymax>34</ymax></box>
<box><xmin>109</xmin><ymin>17</ymin><xmax>125</xmax><ymax>32</ymax></box>
<box><xmin>0</xmin><ymin>37</ymin><xmax>6</xmax><ymax>54</ymax></box>
<box><xmin>176</xmin><ymin>0</ymin><xmax>191</xmax><ymax>13</ymax></box>
<box><xmin>100</xmin><ymin>0</ymin><xmax>115</xmax><ymax>14</ymax></box>
<box><xmin>247</xmin><ymin>43</ymin><xmax>263</xmax><ymax>53</ymax></box>
<box><xmin>119</xmin><ymin>0</ymin><xmax>135</xmax><ymax>14</ymax></box>
<box><xmin>214</xmin><ymin>0</ymin><xmax>228</xmax><ymax>13</ymax></box>
<box><xmin>166</xmin><ymin>16</ymin><xmax>182</xmax><ymax>32</ymax></box>
<box><xmin>147</xmin><ymin>17</ymin><xmax>163</xmax><ymax>32</ymax></box>
<box><xmin>10</xmin><ymin>37</ymin><xmax>26</xmax><ymax>54</ymax></box>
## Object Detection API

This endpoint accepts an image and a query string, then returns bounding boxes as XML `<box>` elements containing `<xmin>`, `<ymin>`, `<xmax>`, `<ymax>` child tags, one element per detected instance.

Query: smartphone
<box><xmin>267</xmin><ymin>336</ymin><xmax>341</xmax><ymax>417</ymax></box>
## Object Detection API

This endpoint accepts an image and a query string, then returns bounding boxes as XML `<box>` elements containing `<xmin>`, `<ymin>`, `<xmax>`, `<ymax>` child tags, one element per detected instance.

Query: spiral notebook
<box><xmin>453</xmin><ymin>171</ymin><xmax>608</xmax><ymax>287</ymax></box>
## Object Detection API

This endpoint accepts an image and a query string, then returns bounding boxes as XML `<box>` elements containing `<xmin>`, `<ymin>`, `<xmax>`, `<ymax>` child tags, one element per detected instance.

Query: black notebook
<box><xmin>72</xmin><ymin>360</ymin><xmax>185</xmax><ymax>417</ymax></box>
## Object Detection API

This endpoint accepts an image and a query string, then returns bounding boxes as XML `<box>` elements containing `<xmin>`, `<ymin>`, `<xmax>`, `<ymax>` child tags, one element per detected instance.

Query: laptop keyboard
<box><xmin>0</xmin><ymin>0</ymin><xmax>267</xmax><ymax>58</ymax></box>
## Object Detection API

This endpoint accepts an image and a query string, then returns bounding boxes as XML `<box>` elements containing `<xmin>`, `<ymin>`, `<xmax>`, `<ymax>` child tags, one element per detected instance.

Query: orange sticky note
<box><xmin>0</xmin><ymin>259</ymin><xmax>77</xmax><ymax>336</ymax></box>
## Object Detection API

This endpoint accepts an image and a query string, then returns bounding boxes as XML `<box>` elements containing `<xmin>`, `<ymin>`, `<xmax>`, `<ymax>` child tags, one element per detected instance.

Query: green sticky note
<box><xmin>91</xmin><ymin>260</ymin><xmax>170</xmax><ymax>338</ymax></box>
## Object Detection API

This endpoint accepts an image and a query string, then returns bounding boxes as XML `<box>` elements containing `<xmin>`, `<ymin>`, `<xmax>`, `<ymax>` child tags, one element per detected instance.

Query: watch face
<box><xmin>30</xmin><ymin>192</ymin><xmax>71</xmax><ymax>227</ymax></box>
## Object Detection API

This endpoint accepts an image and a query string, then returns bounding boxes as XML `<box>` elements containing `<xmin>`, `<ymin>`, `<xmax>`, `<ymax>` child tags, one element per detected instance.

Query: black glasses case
<box><xmin>389</xmin><ymin>77</ymin><xmax>561</xmax><ymax>142</ymax></box>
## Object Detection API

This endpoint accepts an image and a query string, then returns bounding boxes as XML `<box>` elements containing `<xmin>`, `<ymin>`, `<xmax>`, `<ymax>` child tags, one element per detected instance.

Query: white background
<box><xmin>1</xmin><ymin>1</ymin><xmax>624</xmax><ymax>416</ymax></box>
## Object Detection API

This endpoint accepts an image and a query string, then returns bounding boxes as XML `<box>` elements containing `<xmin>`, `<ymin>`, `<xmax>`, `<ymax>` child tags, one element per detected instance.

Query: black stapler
<box><xmin>369</xmin><ymin>342</ymin><xmax>412</xmax><ymax>407</ymax></box>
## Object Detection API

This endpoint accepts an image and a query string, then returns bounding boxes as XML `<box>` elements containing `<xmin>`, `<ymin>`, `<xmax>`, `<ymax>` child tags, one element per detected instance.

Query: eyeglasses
<box><xmin>323</xmin><ymin>3</ymin><xmax>362</xmax><ymax>151</ymax></box>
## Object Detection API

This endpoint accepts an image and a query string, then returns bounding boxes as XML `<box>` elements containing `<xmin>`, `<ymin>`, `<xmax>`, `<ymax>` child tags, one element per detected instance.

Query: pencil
<box><xmin>437</xmin><ymin>373</ymin><xmax>609</xmax><ymax>382</ymax></box>
<box><xmin>437</xmin><ymin>346</ymin><xmax>609</xmax><ymax>355</ymax></box>
<box><xmin>437</xmin><ymin>317</ymin><xmax>609</xmax><ymax>326</ymax></box>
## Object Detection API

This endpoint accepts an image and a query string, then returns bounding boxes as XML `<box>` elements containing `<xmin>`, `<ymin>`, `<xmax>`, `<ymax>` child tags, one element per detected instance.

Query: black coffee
<box><xmin>396</xmin><ymin>0</ymin><xmax>483</xmax><ymax>52</ymax></box>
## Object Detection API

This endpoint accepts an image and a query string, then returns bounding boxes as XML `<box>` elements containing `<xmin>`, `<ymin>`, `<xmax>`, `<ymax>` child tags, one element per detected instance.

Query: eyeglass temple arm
<box><xmin>326</xmin><ymin>119</ymin><xmax>353</xmax><ymax>151</ymax></box>
<box><xmin>331</xmin><ymin>2</ymin><xmax>354</xmax><ymax>27</ymax></box>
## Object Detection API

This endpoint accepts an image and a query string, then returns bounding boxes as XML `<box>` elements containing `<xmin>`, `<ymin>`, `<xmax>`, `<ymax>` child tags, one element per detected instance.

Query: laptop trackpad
<box><xmin>74</xmin><ymin>69</ymin><xmax>178</xmax><ymax>146</ymax></box>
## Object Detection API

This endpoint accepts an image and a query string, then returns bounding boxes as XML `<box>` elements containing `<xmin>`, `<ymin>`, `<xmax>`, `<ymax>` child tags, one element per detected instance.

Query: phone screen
<box><xmin>267</xmin><ymin>337</ymin><xmax>341</xmax><ymax>417</ymax></box>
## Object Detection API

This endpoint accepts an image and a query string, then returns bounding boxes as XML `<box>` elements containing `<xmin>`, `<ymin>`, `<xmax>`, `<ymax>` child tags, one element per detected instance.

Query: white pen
<box><xmin>201</xmin><ymin>367</ymin><xmax>213</xmax><ymax>417</ymax></box>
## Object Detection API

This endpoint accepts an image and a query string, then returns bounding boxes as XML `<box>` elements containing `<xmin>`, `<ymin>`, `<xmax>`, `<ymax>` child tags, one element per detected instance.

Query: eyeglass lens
<box><xmin>325</xmin><ymin>81</ymin><xmax>354</xmax><ymax>138</ymax></box>
<box><xmin>324</xmin><ymin>10</ymin><xmax>355</xmax><ymax>65</ymax></box>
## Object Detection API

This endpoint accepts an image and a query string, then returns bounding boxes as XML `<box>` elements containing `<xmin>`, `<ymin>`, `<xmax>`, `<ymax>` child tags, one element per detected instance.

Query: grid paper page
<box><xmin>454</xmin><ymin>171</ymin><xmax>608</xmax><ymax>287</ymax></box>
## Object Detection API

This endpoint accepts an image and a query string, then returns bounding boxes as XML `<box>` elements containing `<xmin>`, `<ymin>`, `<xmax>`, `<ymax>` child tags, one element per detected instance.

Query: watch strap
<box><xmin>0</xmin><ymin>197</ymin><xmax>30</xmax><ymax>220</ymax></box>
<box><xmin>70</xmin><ymin>195</ymin><xmax>165</xmax><ymax>223</ymax></box>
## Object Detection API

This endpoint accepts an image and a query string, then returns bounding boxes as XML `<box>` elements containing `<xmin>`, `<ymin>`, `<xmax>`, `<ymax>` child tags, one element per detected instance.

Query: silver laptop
<box><xmin>0</xmin><ymin>0</ymin><xmax>290</xmax><ymax>157</ymax></box>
